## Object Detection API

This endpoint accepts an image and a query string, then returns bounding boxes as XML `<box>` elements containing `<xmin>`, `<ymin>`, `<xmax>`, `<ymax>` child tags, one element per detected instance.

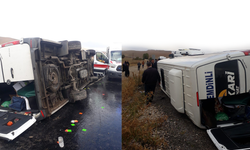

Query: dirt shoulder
<box><xmin>127</xmin><ymin>65</ymin><xmax>217</xmax><ymax>150</ymax></box>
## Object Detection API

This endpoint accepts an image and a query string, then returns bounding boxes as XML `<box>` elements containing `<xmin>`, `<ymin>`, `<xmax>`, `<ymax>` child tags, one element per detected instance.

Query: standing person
<box><xmin>123</xmin><ymin>61</ymin><xmax>127</xmax><ymax>76</ymax></box>
<box><xmin>125</xmin><ymin>61</ymin><xmax>130</xmax><ymax>77</ymax></box>
<box><xmin>154</xmin><ymin>59</ymin><xmax>158</xmax><ymax>69</ymax></box>
<box><xmin>127</xmin><ymin>61</ymin><xmax>130</xmax><ymax>67</ymax></box>
<box><xmin>142</xmin><ymin>61</ymin><xmax>144</xmax><ymax>69</ymax></box>
<box><xmin>137</xmin><ymin>62</ymin><xmax>141</xmax><ymax>71</ymax></box>
<box><xmin>142</xmin><ymin>62</ymin><xmax>160</xmax><ymax>105</ymax></box>
<box><xmin>151</xmin><ymin>59</ymin><xmax>155</xmax><ymax>69</ymax></box>
<box><xmin>122</xmin><ymin>61</ymin><xmax>126</xmax><ymax>72</ymax></box>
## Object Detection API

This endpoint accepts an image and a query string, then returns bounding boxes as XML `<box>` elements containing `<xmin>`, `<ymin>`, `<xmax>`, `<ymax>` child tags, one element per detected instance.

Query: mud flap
<box><xmin>207</xmin><ymin>123</ymin><xmax>250</xmax><ymax>150</ymax></box>
<box><xmin>0</xmin><ymin>112</ymin><xmax>36</xmax><ymax>141</ymax></box>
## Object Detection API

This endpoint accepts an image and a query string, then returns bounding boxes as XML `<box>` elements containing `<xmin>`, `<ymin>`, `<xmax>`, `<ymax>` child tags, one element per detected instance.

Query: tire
<box><xmin>43</xmin><ymin>64</ymin><xmax>61</xmax><ymax>93</ymax></box>
<box><xmin>68</xmin><ymin>41</ymin><xmax>81</xmax><ymax>51</ymax></box>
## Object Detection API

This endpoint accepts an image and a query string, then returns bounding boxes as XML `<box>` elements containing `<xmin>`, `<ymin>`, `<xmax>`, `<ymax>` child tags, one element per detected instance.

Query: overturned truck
<box><xmin>0</xmin><ymin>38</ymin><xmax>96</xmax><ymax>140</ymax></box>
<box><xmin>158</xmin><ymin>50</ymin><xmax>250</xmax><ymax>150</ymax></box>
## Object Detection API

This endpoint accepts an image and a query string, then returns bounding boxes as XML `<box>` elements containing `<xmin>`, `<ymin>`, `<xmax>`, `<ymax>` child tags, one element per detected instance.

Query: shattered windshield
<box><xmin>111</xmin><ymin>51</ymin><xmax>122</xmax><ymax>63</ymax></box>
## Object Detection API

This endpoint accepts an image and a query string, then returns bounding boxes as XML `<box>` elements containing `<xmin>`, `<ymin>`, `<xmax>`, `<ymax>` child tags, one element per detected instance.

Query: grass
<box><xmin>122</xmin><ymin>71</ymin><xmax>168</xmax><ymax>150</ymax></box>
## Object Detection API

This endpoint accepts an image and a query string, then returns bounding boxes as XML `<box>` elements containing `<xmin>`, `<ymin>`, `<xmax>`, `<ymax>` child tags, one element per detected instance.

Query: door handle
<box><xmin>11</xmin><ymin>68</ymin><xmax>14</xmax><ymax>78</ymax></box>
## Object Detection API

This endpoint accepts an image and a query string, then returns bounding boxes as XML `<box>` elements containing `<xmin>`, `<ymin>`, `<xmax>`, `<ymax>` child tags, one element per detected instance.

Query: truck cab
<box><xmin>0</xmin><ymin>38</ymin><xmax>95</xmax><ymax>140</ymax></box>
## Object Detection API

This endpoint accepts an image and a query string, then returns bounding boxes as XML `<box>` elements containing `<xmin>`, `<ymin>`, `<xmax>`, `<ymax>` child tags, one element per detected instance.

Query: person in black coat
<box><xmin>153</xmin><ymin>59</ymin><xmax>158</xmax><ymax>69</ymax></box>
<box><xmin>137</xmin><ymin>62</ymin><xmax>141</xmax><ymax>70</ymax></box>
<box><xmin>142</xmin><ymin>62</ymin><xmax>160</xmax><ymax>104</ymax></box>
<box><xmin>124</xmin><ymin>61</ymin><xmax>130</xmax><ymax>77</ymax></box>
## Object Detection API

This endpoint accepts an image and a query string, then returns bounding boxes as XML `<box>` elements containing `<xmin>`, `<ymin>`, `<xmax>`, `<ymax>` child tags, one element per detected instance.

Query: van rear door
<box><xmin>207</xmin><ymin>123</ymin><xmax>250</xmax><ymax>150</ymax></box>
<box><xmin>0</xmin><ymin>44</ymin><xmax>34</xmax><ymax>83</ymax></box>
<box><xmin>0</xmin><ymin>112</ymin><xmax>36</xmax><ymax>141</ymax></box>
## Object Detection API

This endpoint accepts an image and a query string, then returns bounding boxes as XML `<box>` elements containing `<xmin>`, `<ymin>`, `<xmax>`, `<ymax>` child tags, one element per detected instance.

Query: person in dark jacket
<box><xmin>122</xmin><ymin>61</ymin><xmax>126</xmax><ymax>72</ymax></box>
<box><xmin>137</xmin><ymin>62</ymin><xmax>141</xmax><ymax>71</ymax></box>
<box><xmin>142</xmin><ymin>62</ymin><xmax>160</xmax><ymax>104</ymax></box>
<box><xmin>125</xmin><ymin>61</ymin><xmax>130</xmax><ymax>77</ymax></box>
<box><xmin>151</xmin><ymin>59</ymin><xmax>155</xmax><ymax>69</ymax></box>
<box><xmin>153</xmin><ymin>59</ymin><xmax>158</xmax><ymax>69</ymax></box>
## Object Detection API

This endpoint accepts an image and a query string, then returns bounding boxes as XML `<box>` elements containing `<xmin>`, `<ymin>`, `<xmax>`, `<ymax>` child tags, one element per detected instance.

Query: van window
<box><xmin>160</xmin><ymin>69</ymin><xmax>166</xmax><ymax>91</ymax></box>
<box><xmin>96</xmin><ymin>52</ymin><xmax>107</xmax><ymax>63</ymax></box>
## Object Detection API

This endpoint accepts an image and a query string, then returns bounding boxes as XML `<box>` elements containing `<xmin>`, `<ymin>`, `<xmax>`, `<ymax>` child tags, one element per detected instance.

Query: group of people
<box><xmin>123</xmin><ymin>58</ymin><xmax>161</xmax><ymax>105</ymax></box>
<box><xmin>122</xmin><ymin>61</ymin><xmax>130</xmax><ymax>77</ymax></box>
<box><xmin>138</xmin><ymin>59</ymin><xmax>158</xmax><ymax>71</ymax></box>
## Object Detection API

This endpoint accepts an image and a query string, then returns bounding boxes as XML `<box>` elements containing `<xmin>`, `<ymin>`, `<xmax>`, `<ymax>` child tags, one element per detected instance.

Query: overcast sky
<box><xmin>1</xmin><ymin>0</ymin><xmax>250</xmax><ymax>53</ymax></box>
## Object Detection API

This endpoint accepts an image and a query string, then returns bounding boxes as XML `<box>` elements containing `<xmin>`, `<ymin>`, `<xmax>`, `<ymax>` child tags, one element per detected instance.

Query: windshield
<box><xmin>111</xmin><ymin>51</ymin><xmax>122</xmax><ymax>63</ymax></box>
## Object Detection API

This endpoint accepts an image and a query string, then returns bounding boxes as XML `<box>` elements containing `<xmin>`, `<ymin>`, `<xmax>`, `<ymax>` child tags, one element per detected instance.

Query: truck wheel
<box><xmin>44</xmin><ymin>64</ymin><xmax>61</xmax><ymax>93</ymax></box>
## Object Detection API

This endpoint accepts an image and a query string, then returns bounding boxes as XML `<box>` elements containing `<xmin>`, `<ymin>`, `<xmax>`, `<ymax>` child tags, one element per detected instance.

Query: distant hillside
<box><xmin>122</xmin><ymin>50</ymin><xmax>171</xmax><ymax>59</ymax></box>
<box><xmin>0</xmin><ymin>36</ymin><xmax>17</xmax><ymax>45</ymax></box>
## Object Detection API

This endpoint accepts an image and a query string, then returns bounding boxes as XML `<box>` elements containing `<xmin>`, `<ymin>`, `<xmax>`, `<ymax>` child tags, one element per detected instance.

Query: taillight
<box><xmin>110</xmin><ymin>60</ymin><xmax>113</xmax><ymax>64</ymax></box>
<box><xmin>242</xmin><ymin>50</ymin><xmax>250</xmax><ymax>56</ymax></box>
<box><xmin>40</xmin><ymin>110</ymin><xmax>45</xmax><ymax>117</ymax></box>
<box><xmin>1</xmin><ymin>40</ymin><xmax>20</xmax><ymax>47</ymax></box>
<box><xmin>196</xmin><ymin>92</ymin><xmax>199</xmax><ymax>107</ymax></box>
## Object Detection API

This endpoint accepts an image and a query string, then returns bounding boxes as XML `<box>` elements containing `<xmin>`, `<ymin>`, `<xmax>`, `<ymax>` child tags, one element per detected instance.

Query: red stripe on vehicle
<box><xmin>196</xmin><ymin>92</ymin><xmax>199</xmax><ymax>107</ymax></box>
<box><xmin>94</xmin><ymin>64</ymin><xmax>109</xmax><ymax>68</ymax></box>
<box><xmin>30</xmin><ymin>39</ymin><xmax>32</xmax><ymax>48</ymax></box>
<box><xmin>1</xmin><ymin>40</ymin><xmax>20</xmax><ymax>47</ymax></box>
<box><xmin>40</xmin><ymin>110</ymin><xmax>45</xmax><ymax>117</ymax></box>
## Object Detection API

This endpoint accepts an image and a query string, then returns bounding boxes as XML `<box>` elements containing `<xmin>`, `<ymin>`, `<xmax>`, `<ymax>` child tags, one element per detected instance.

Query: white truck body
<box><xmin>177</xmin><ymin>48</ymin><xmax>204</xmax><ymax>56</ymax></box>
<box><xmin>158</xmin><ymin>50</ymin><xmax>250</xmax><ymax>149</ymax></box>
<box><xmin>0</xmin><ymin>38</ymin><xmax>96</xmax><ymax>141</ymax></box>
<box><xmin>106</xmin><ymin>44</ymin><xmax>122</xmax><ymax>79</ymax></box>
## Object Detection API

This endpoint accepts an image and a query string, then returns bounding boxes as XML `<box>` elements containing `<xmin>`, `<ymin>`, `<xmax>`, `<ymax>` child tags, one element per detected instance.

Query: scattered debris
<box><xmin>58</xmin><ymin>136</ymin><xmax>64</xmax><ymax>148</ymax></box>
<box><xmin>65</xmin><ymin>129</ymin><xmax>72</xmax><ymax>132</ymax></box>
<box><xmin>7</xmin><ymin>121</ymin><xmax>13</xmax><ymax>126</ymax></box>
<box><xmin>101</xmin><ymin>107</ymin><xmax>104</xmax><ymax>108</ymax></box>
<box><xmin>29</xmin><ymin>136</ymin><xmax>33</xmax><ymax>138</ymax></box>
<box><xmin>82</xmin><ymin>129</ymin><xmax>87</xmax><ymax>132</ymax></box>
<box><xmin>71</xmin><ymin>120</ymin><xmax>78</xmax><ymax>123</ymax></box>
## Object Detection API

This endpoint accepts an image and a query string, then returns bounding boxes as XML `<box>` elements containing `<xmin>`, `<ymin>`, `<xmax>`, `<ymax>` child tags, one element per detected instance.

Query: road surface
<box><xmin>0</xmin><ymin>77</ymin><xmax>121</xmax><ymax>150</ymax></box>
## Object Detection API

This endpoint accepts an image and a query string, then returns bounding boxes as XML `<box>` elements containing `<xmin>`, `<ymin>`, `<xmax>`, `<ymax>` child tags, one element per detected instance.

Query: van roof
<box><xmin>158</xmin><ymin>50</ymin><xmax>245</xmax><ymax>68</ymax></box>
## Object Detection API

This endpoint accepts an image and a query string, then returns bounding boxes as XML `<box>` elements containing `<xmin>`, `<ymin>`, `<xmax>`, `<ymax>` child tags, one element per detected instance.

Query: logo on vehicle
<box><xmin>215</xmin><ymin>60</ymin><xmax>240</xmax><ymax>99</ymax></box>
<box><xmin>205</xmin><ymin>71</ymin><xmax>214</xmax><ymax>99</ymax></box>
<box><xmin>225</xmin><ymin>71</ymin><xmax>239</xmax><ymax>96</ymax></box>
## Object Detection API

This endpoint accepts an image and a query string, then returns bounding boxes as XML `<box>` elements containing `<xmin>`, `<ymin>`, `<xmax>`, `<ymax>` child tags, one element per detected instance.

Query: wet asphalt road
<box><xmin>0</xmin><ymin>77</ymin><xmax>121</xmax><ymax>150</ymax></box>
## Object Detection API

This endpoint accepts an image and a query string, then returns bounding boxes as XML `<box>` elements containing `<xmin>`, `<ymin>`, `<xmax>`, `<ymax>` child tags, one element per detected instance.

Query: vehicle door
<box><xmin>94</xmin><ymin>52</ymin><xmax>109</xmax><ymax>74</ymax></box>
<box><xmin>0</xmin><ymin>111</ymin><xmax>36</xmax><ymax>140</ymax></box>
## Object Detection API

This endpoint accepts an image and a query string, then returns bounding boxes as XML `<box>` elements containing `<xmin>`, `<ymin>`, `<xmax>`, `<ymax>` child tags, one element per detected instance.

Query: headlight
<box><xmin>110</xmin><ymin>64</ymin><xmax>116</xmax><ymax>68</ymax></box>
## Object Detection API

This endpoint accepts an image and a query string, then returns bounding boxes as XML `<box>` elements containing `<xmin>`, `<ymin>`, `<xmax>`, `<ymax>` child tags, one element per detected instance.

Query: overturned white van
<box><xmin>158</xmin><ymin>50</ymin><xmax>250</xmax><ymax>150</ymax></box>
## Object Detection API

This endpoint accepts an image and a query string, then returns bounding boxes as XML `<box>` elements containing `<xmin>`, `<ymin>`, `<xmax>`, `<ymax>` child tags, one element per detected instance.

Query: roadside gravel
<box><xmin>128</xmin><ymin>65</ymin><xmax>218</xmax><ymax>150</ymax></box>
<box><xmin>150</xmin><ymin>85</ymin><xmax>217</xmax><ymax>150</ymax></box>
